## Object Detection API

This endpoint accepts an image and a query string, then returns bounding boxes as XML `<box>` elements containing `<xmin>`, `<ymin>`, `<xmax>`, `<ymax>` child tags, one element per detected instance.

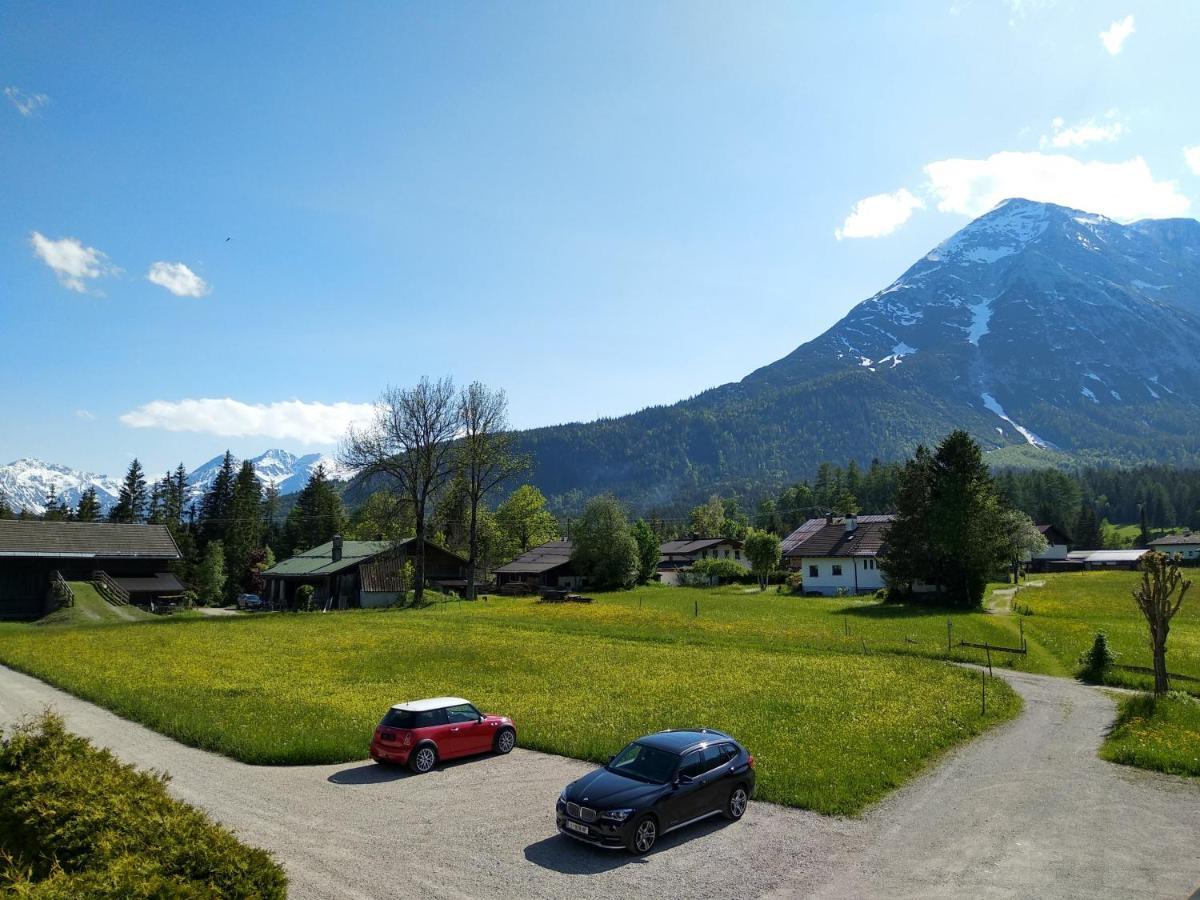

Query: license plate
<box><xmin>564</xmin><ymin>820</ymin><xmax>589</xmax><ymax>835</ymax></box>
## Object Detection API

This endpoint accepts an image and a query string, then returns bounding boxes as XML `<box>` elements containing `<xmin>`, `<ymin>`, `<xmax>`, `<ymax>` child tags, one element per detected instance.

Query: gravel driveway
<box><xmin>0</xmin><ymin>664</ymin><xmax>1197</xmax><ymax>899</ymax></box>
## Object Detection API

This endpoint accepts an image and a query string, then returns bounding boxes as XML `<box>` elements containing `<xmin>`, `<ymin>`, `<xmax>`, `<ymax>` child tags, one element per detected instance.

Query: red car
<box><xmin>370</xmin><ymin>696</ymin><xmax>517</xmax><ymax>773</ymax></box>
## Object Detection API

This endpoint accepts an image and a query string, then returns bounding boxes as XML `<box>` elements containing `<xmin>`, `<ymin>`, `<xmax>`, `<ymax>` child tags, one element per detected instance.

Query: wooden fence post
<box><xmin>947</xmin><ymin>618</ymin><xmax>952</xmax><ymax>653</ymax></box>
<box><xmin>694</xmin><ymin>599</ymin><xmax>698</xmax><ymax>618</ymax></box>
<box><xmin>986</xmin><ymin>643</ymin><xmax>993</xmax><ymax>677</ymax></box>
<box><xmin>981</xmin><ymin>669</ymin><xmax>987</xmax><ymax>715</ymax></box>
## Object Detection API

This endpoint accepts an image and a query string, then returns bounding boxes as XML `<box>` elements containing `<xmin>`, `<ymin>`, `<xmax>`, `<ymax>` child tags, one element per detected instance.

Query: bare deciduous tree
<box><xmin>458</xmin><ymin>382</ymin><xmax>527</xmax><ymax>599</ymax></box>
<box><xmin>1132</xmin><ymin>551</ymin><xmax>1192</xmax><ymax>695</ymax></box>
<box><xmin>341</xmin><ymin>377</ymin><xmax>458</xmax><ymax>605</ymax></box>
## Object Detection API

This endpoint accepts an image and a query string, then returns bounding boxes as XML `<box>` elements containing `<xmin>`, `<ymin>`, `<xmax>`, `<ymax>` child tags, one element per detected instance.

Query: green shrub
<box><xmin>0</xmin><ymin>713</ymin><xmax>286</xmax><ymax>898</ymax></box>
<box><xmin>686</xmin><ymin>558</ymin><xmax>753</xmax><ymax>584</ymax></box>
<box><xmin>1077</xmin><ymin>631</ymin><xmax>1118</xmax><ymax>683</ymax></box>
<box><xmin>296</xmin><ymin>584</ymin><xmax>315</xmax><ymax>612</ymax></box>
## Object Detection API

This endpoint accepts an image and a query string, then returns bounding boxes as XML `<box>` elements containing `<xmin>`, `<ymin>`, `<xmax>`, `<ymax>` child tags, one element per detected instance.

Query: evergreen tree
<box><xmin>630</xmin><ymin>519</ymin><xmax>660</xmax><ymax>584</ymax></box>
<box><xmin>1073</xmin><ymin>504</ymin><xmax>1103</xmax><ymax>550</ymax></box>
<box><xmin>108</xmin><ymin>459</ymin><xmax>148</xmax><ymax>524</ymax></box>
<box><xmin>75</xmin><ymin>487</ymin><xmax>100</xmax><ymax>522</ymax></box>
<box><xmin>883</xmin><ymin>432</ymin><xmax>1009</xmax><ymax>608</ymax></box>
<box><xmin>42</xmin><ymin>486</ymin><xmax>71</xmax><ymax>521</ymax></box>
<box><xmin>200</xmin><ymin>452</ymin><xmax>237</xmax><ymax>542</ymax></box>
<box><xmin>225</xmin><ymin>461</ymin><xmax>265</xmax><ymax>598</ymax></box>
<box><xmin>571</xmin><ymin>495</ymin><xmax>638</xmax><ymax>590</ymax></box>
<box><xmin>0</xmin><ymin>498</ymin><xmax>12</xmax><ymax>519</ymax></box>
<box><xmin>282</xmin><ymin>464</ymin><xmax>346</xmax><ymax>554</ymax></box>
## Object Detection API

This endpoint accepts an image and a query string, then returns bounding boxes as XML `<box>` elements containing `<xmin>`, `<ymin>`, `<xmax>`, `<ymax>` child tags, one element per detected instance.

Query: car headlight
<box><xmin>602</xmin><ymin>808</ymin><xmax>635</xmax><ymax>823</ymax></box>
<box><xmin>558</xmin><ymin>788</ymin><xmax>568</xmax><ymax>804</ymax></box>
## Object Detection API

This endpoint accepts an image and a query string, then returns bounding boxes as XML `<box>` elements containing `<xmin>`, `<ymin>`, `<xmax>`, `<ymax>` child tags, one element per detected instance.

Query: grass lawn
<box><xmin>1100</xmin><ymin>692</ymin><xmax>1200</xmax><ymax>777</ymax></box>
<box><xmin>1004</xmin><ymin>572</ymin><xmax>1200</xmax><ymax>695</ymax></box>
<box><xmin>0</xmin><ymin>594</ymin><xmax>1021</xmax><ymax>816</ymax></box>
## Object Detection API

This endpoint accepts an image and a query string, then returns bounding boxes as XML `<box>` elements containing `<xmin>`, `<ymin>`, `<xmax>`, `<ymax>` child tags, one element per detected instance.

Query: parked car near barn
<box><xmin>370</xmin><ymin>697</ymin><xmax>516</xmax><ymax>773</ymax></box>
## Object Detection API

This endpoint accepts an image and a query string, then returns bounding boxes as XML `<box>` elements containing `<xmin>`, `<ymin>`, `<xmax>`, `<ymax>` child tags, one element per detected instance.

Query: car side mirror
<box><xmin>607</xmin><ymin>755</ymin><xmax>616</xmax><ymax>764</ymax></box>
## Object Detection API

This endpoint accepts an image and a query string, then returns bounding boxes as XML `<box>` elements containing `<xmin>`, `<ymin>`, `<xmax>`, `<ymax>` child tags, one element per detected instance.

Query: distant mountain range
<box><xmin>0</xmin><ymin>450</ymin><xmax>354</xmax><ymax>515</ymax></box>
<box><xmin>516</xmin><ymin>199</ymin><xmax>1200</xmax><ymax>509</ymax></box>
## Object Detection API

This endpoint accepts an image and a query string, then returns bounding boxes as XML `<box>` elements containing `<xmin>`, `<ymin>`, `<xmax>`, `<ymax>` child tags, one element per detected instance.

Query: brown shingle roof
<box><xmin>0</xmin><ymin>520</ymin><xmax>181</xmax><ymax>559</ymax></box>
<box><xmin>494</xmin><ymin>540</ymin><xmax>573</xmax><ymax>574</ymax></box>
<box><xmin>782</xmin><ymin>515</ymin><xmax>894</xmax><ymax>559</ymax></box>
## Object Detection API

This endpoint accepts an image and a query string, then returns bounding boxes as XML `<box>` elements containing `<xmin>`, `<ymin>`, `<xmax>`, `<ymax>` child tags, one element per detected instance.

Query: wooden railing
<box><xmin>91</xmin><ymin>570</ymin><xmax>130</xmax><ymax>606</ymax></box>
<box><xmin>48</xmin><ymin>570</ymin><xmax>74</xmax><ymax>609</ymax></box>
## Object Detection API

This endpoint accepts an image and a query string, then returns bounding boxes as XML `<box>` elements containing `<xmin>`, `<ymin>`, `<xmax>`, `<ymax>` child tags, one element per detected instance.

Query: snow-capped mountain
<box><xmin>183</xmin><ymin>449</ymin><xmax>356</xmax><ymax>506</ymax></box>
<box><xmin>0</xmin><ymin>450</ymin><xmax>355</xmax><ymax>515</ymax></box>
<box><xmin>516</xmin><ymin>198</ymin><xmax>1200</xmax><ymax>505</ymax></box>
<box><xmin>0</xmin><ymin>459</ymin><xmax>122</xmax><ymax>515</ymax></box>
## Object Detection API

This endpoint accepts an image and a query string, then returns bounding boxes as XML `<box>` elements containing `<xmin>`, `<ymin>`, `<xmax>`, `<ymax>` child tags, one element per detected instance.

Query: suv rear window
<box><xmin>381</xmin><ymin>707</ymin><xmax>448</xmax><ymax>729</ymax></box>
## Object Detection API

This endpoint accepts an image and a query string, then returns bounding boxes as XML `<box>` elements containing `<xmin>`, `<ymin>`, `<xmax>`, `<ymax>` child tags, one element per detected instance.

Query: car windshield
<box><xmin>606</xmin><ymin>741</ymin><xmax>678</xmax><ymax>784</ymax></box>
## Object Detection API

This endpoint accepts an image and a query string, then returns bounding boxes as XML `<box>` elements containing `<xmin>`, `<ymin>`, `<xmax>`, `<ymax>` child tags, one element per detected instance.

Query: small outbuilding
<box><xmin>657</xmin><ymin>537</ymin><xmax>748</xmax><ymax>585</ymax></box>
<box><xmin>493</xmin><ymin>540</ymin><xmax>579</xmax><ymax>592</ymax></box>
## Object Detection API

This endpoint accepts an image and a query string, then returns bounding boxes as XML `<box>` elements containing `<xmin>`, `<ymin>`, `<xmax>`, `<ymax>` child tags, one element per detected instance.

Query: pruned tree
<box><xmin>744</xmin><ymin>528</ymin><xmax>782</xmax><ymax>590</ymax></box>
<box><xmin>342</xmin><ymin>377</ymin><xmax>458</xmax><ymax>604</ymax></box>
<box><xmin>457</xmin><ymin>382</ymin><xmax>527</xmax><ymax>599</ymax></box>
<box><xmin>1132</xmin><ymin>551</ymin><xmax>1192</xmax><ymax>695</ymax></box>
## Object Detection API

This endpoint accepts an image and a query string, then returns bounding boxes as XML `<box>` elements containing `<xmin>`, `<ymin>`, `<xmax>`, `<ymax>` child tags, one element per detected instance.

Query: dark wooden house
<box><xmin>261</xmin><ymin>536</ymin><xmax>466</xmax><ymax>609</ymax></box>
<box><xmin>493</xmin><ymin>540</ymin><xmax>580</xmax><ymax>591</ymax></box>
<box><xmin>0</xmin><ymin>520</ymin><xmax>183</xmax><ymax>620</ymax></box>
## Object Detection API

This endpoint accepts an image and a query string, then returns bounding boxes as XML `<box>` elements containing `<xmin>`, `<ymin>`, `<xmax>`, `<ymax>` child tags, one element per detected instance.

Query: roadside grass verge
<box><xmin>0</xmin><ymin>711</ymin><xmax>286</xmax><ymax>896</ymax></box>
<box><xmin>1100</xmin><ymin>692</ymin><xmax>1200</xmax><ymax>777</ymax></box>
<box><xmin>0</xmin><ymin>612</ymin><xmax>1018</xmax><ymax>815</ymax></box>
<box><xmin>1007</xmin><ymin>572</ymin><xmax>1200</xmax><ymax>695</ymax></box>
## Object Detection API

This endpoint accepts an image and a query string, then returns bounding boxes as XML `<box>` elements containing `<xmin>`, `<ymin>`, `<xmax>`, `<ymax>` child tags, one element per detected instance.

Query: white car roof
<box><xmin>391</xmin><ymin>696</ymin><xmax>471</xmax><ymax>712</ymax></box>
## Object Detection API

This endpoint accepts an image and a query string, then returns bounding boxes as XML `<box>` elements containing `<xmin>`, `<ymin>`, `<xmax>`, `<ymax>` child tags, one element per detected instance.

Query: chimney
<box><xmin>845</xmin><ymin>515</ymin><xmax>858</xmax><ymax>533</ymax></box>
<box><xmin>332</xmin><ymin>534</ymin><xmax>343</xmax><ymax>562</ymax></box>
<box><xmin>825</xmin><ymin>512</ymin><xmax>834</xmax><ymax>526</ymax></box>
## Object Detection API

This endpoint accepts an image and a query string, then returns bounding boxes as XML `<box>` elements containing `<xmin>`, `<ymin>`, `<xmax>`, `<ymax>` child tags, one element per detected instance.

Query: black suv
<box><xmin>556</xmin><ymin>729</ymin><xmax>755</xmax><ymax>854</ymax></box>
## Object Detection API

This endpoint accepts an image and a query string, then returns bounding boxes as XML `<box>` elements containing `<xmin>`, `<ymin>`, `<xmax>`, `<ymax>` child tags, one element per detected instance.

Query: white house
<box><xmin>657</xmin><ymin>537</ymin><xmax>749</xmax><ymax>586</ymax></box>
<box><xmin>1147</xmin><ymin>533</ymin><xmax>1200</xmax><ymax>560</ymax></box>
<box><xmin>1027</xmin><ymin>524</ymin><xmax>1071</xmax><ymax>571</ymax></box>
<box><xmin>782</xmin><ymin>514</ymin><xmax>893</xmax><ymax>596</ymax></box>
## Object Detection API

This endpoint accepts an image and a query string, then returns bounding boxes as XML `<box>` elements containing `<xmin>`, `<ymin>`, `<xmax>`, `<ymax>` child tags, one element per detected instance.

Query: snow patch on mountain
<box><xmin>980</xmin><ymin>393</ymin><xmax>1054</xmax><ymax>448</ymax></box>
<box><xmin>184</xmin><ymin>449</ymin><xmax>355</xmax><ymax>506</ymax></box>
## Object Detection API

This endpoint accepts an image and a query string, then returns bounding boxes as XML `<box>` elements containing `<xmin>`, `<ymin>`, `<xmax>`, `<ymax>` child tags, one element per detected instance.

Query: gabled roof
<box><xmin>659</xmin><ymin>537</ymin><xmax>741</xmax><ymax>556</ymax></box>
<box><xmin>1067</xmin><ymin>549</ymin><xmax>1148</xmax><ymax>562</ymax></box>
<box><xmin>1036</xmin><ymin>524</ymin><xmax>1071</xmax><ymax>545</ymax></box>
<box><xmin>494</xmin><ymin>540</ymin><xmax>572</xmax><ymax>574</ymax></box>
<box><xmin>1147</xmin><ymin>533</ymin><xmax>1200</xmax><ymax>547</ymax></box>
<box><xmin>0</xmin><ymin>520</ymin><xmax>181</xmax><ymax>559</ymax></box>
<box><xmin>782</xmin><ymin>515</ymin><xmax>894</xmax><ymax>559</ymax></box>
<box><xmin>264</xmin><ymin>539</ymin><xmax>394</xmax><ymax>577</ymax></box>
<box><xmin>112</xmin><ymin>572</ymin><xmax>186</xmax><ymax>593</ymax></box>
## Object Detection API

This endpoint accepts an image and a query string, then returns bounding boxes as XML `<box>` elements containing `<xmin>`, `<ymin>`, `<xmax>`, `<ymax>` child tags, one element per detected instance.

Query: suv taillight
<box><xmin>747</xmin><ymin>754</ymin><xmax>755</xmax><ymax>769</ymax></box>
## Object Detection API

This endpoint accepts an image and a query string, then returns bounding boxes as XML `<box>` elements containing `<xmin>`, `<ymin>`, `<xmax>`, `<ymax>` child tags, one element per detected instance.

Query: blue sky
<box><xmin>3</xmin><ymin>1</ymin><xmax>1199</xmax><ymax>478</ymax></box>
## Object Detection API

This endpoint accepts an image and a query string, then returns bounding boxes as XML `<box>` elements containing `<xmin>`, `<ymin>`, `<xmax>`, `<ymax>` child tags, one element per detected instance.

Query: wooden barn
<box><xmin>0</xmin><ymin>520</ymin><xmax>183</xmax><ymax>620</ymax></box>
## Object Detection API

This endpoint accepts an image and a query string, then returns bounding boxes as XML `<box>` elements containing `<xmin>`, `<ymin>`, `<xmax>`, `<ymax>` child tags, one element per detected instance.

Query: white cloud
<box><xmin>1184</xmin><ymin>145</ymin><xmax>1200</xmax><ymax>176</ymax></box>
<box><xmin>1040</xmin><ymin>113</ymin><xmax>1124</xmax><ymax>149</ymax></box>
<box><xmin>1100</xmin><ymin>15</ymin><xmax>1135</xmax><ymax>54</ymax></box>
<box><xmin>924</xmin><ymin>151</ymin><xmax>1189</xmax><ymax>222</ymax></box>
<box><xmin>120</xmin><ymin>398</ymin><xmax>375</xmax><ymax>444</ymax></box>
<box><xmin>30</xmin><ymin>231</ymin><xmax>117</xmax><ymax>293</ymax></box>
<box><xmin>835</xmin><ymin>189</ymin><xmax>926</xmax><ymax>240</ymax></box>
<box><xmin>4</xmin><ymin>86</ymin><xmax>49</xmax><ymax>117</ymax></box>
<box><xmin>147</xmin><ymin>261</ymin><xmax>210</xmax><ymax>298</ymax></box>
<box><xmin>74</xmin><ymin>409</ymin><xmax>96</xmax><ymax>421</ymax></box>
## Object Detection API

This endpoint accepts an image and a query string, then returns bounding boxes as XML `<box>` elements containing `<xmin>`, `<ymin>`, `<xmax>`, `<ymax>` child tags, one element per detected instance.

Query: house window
<box><xmin>808</xmin><ymin>565</ymin><xmax>819</xmax><ymax>578</ymax></box>
<box><xmin>832</xmin><ymin>564</ymin><xmax>843</xmax><ymax>576</ymax></box>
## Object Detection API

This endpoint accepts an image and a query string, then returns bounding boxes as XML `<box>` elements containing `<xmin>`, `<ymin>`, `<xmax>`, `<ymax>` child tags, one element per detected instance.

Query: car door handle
<box><xmin>450</xmin><ymin>727</ymin><xmax>460</xmax><ymax>732</ymax></box>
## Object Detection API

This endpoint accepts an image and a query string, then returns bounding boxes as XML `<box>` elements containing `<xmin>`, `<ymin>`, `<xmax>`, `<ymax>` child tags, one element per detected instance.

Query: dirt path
<box><xmin>0</xmin><ymin>665</ymin><xmax>1196</xmax><ymax>899</ymax></box>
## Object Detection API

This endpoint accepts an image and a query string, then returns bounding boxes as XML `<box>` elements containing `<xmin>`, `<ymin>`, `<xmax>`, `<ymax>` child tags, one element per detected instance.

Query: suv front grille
<box><xmin>566</xmin><ymin>802</ymin><xmax>597</xmax><ymax>823</ymax></box>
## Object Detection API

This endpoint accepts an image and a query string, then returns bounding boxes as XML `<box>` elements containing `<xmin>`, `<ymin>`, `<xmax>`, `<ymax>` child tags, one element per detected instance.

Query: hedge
<box><xmin>0</xmin><ymin>712</ymin><xmax>286</xmax><ymax>898</ymax></box>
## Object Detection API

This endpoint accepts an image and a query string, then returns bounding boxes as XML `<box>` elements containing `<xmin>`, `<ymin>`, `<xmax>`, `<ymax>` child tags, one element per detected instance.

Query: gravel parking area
<box><xmin>1</xmin><ymin>664</ymin><xmax>1197</xmax><ymax>898</ymax></box>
